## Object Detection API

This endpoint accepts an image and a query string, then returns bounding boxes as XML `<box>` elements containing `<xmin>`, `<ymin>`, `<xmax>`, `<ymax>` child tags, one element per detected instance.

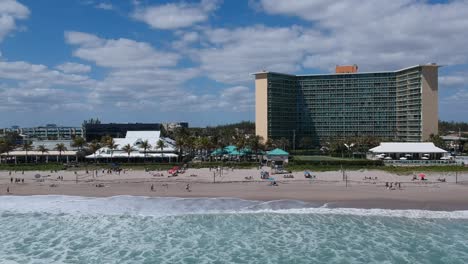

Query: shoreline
<box><xmin>1</xmin><ymin>168</ymin><xmax>468</xmax><ymax>211</ymax></box>
<box><xmin>2</xmin><ymin>181</ymin><xmax>468</xmax><ymax>211</ymax></box>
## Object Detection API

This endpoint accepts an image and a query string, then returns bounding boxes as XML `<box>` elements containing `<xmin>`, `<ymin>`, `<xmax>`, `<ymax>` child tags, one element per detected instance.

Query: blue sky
<box><xmin>0</xmin><ymin>0</ymin><xmax>467</xmax><ymax>128</ymax></box>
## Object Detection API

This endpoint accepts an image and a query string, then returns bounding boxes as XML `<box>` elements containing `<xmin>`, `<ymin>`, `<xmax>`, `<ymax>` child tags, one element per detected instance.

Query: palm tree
<box><xmin>140</xmin><ymin>140</ymin><xmax>151</xmax><ymax>162</ymax></box>
<box><xmin>156</xmin><ymin>139</ymin><xmax>165</xmax><ymax>162</ymax></box>
<box><xmin>122</xmin><ymin>144</ymin><xmax>134</xmax><ymax>163</ymax></box>
<box><xmin>37</xmin><ymin>145</ymin><xmax>49</xmax><ymax>163</ymax></box>
<box><xmin>175</xmin><ymin>135</ymin><xmax>187</xmax><ymax>161</ymax></box>
<box><xmin>54</xmin><ymin>143</ymin><xmax>67</xmax><ymax>162</ymax></box>
<box><xmin>72</xmin><ymin>136</ymin><xmax>87</xmax><ymax>152</ymax></box>
<box><xmin>200</xmin><ymin>137</ymin><xmax>212</xmax><ymax>158</ymax></box>
<box><xmin>247</xmin><ymin>135</ymin><xmax>264</xmax><ymax>161</ymax></box>
<box><xmin>0</xmin><ymin>139</ymin><xmax>15</xmax><ymax>164</ymax></box>
<box><xmin>100</xmin><ymin>135</ymin><xmax>113</xmax><ymax>146</ymax></box>
<box><xmin>235</xmin><ymin>136</ymin><xmax>246</xmax><ymax>161</ymax></box>
<box><xmin>22</xmin><ymin>141</ymin><xmax>33</xmax><ymax>163</ymax></box>
<box><xmin>106</xmin><ymin>138</ymin><xmax>119</xmax><ymax>162</ymax></box>
<box><xmin>88</xmin><ymin>140</ymin><xmax>101</xmax><ymax>163</ymax></box>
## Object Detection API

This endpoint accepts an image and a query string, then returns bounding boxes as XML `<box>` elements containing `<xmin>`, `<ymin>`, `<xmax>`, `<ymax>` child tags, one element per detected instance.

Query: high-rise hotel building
<box><xmin>255</xmin><ymin>64</ymin><xmax>439</xmax><ymax>145</ymax></box>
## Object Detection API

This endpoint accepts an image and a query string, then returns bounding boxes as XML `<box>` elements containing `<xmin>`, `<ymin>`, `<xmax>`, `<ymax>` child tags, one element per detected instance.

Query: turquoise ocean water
<box><xmin>1</xmin><ymin>196</ymin><xmax>468</xmax><ymax>263</ymax></box>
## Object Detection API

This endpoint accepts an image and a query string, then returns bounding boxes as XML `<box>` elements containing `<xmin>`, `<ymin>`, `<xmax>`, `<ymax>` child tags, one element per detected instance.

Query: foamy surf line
<box><xmin>1</xmin><ymin>195</ymin><xmax>468</xmax><ymax>219</ymax></box>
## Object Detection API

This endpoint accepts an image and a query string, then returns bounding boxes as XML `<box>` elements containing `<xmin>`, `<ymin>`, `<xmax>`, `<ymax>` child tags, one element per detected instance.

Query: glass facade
<box><xmin>263</xmin><ymin>65</ymin><xmax>432</xmax><ymax>145</ymax></box>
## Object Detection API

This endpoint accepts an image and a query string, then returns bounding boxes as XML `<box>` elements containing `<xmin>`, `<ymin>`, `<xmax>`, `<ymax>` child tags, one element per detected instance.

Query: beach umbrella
<box><xmin>419</xmin><ymin>173</ymin><xmax>426</xmax><ymax>179</ymax></box>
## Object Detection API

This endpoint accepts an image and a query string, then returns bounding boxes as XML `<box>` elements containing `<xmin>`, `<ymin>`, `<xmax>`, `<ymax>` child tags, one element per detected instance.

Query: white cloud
<box><xmin>254</xmin><ymin>0</ymin><xmax>468</xmax><ymax>72</ymax></box>
<box><xmin>0</xmin><ymin>60</ymin><xmax>91</xmax><ymax>85</ymax></box>
<box><xmin>56</xmin><ymin>62</ymin><xmax>92</xmax><ymax>74</ymax></box>
<box><xmin>439</xmin><ymin>74</ymin><xmax>468</xmax><ymax>87</ymax></box>
<box><xmin>65</xmin><ymin>31</ymin><xmax>179</xmax><ymax>68</ymax></box>
<box><xmin>0</xmin><ymin>59</ymin><xmax>95</xmax><ymax>111</ymax></box>
<box><xmin>0</xmin><ymin>0</ymin><xmax>30</xmax><ymax>41</ymax></box>
<box><xmin>95</xmin><ymin>3</ymin><xmax>113</xmax><ymax>10</ymax></box>
<box><xmin>132</xmin><ymin>0</ymin><xmax>220</xmax><ymax>30</ymax></box>
<box><xmin>163</xmin><ymin>86</ymin><xmax>254</xmax><ymax>113</ymax></box>
<box><xmin>189</xmin><ymin>26</ymin><xmax>329</xmax><ymax>83</ymax></box>
<box><xmin>173</xmin><ymin>31</ymin><xmax>199</xmax><ymax>49</ymax></box>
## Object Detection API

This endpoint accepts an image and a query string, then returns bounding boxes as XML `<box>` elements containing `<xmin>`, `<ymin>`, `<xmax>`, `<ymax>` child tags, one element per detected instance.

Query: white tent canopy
<box><xmin>369</xmin><ymin>142</ymin><xmax>447</xmax><ymax>154</ymax></box>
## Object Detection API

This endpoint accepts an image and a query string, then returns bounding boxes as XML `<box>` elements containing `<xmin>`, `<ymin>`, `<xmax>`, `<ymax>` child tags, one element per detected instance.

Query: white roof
<box><xmin>1</xmin><ymin>150</ymin><xmax>77</xmax><ymax>156</ymax></box>
<box><xmin>369</xmin><ymin>142</ymin><xmax>447</xmax><ymax>153</ymax></box>
<box><xmin>90</xmin><ymin>131</ymin><xmax>177</xmax><ymax>155</ymax></box>
<box><xmin>85</xmin><ymin>153</ymin><xmax>178</xmax><ymax>159</ymax></box>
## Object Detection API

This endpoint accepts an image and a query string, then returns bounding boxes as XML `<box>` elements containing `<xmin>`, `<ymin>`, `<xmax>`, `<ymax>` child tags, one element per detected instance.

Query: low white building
<box><xmin>368</xmin><ymin>142</ymin><xmax>448</xmax><ymax>161</ymax></box>
<box><xmin>86</xmin><ymin>131</ymin><xmax>178</xmax><ymax>161</ymax></box>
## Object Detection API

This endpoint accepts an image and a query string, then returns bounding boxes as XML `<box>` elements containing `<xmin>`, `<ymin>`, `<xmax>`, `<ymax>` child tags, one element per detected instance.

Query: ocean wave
<box><xmin>1</xmin><ymin>195</ymin><xmax>468</xmax><ymax>219</ymax></box>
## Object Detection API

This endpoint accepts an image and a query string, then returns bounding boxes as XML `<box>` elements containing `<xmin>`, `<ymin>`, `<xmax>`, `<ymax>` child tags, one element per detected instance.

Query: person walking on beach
<box><xmin>10</xmin><ymin>177</ymin><xmax>13</xmax><ymax>183</ymax></box>
<box><xmin>151</xmin><ymin>184</ymin><xmax>154</xmax><ymax>192</ymax></box>
<box><xmin>186</xmin><ymin>184</ymin><xmax>191</xmax><ymax>192</ymax></box>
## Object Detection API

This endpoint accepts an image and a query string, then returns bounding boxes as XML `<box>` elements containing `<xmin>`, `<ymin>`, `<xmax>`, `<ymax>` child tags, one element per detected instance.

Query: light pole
<box><xmin>292</xmin><ymin>130</ymin><xmax>296</xmax><ymax>153</ymax></box>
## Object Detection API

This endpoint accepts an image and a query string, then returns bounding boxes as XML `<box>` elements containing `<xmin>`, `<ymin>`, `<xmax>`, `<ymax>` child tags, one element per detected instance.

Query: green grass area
<box><xmin>0</xmin><ymin>163</ymin><xmax>67</xmax><ymax>171</ymax></box>
<box><xmin>293</xmin><ymin>155</ymin><xmax>356</xmax><ymax>161</ymax></box>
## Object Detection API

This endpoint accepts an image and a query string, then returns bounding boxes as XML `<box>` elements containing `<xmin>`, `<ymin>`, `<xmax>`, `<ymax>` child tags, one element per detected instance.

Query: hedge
<box><xmin>289</xmin><ymin>159</ymin><xmax>384</xmax><ymax>167</ymax></box>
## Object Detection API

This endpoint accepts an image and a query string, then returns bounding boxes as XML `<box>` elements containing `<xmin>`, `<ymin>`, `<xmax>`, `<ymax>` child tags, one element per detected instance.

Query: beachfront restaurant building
<box><xmin>0</xmin><ymin>150</ymin><xmax>78</xmax><ymax>164</ymax></box>
<box><xmin>368</xmin><ymin>142</ymin><xmax>449</xmax><ymax>163</ymax></box>
<box><xmin>85</xmin><ymin>131</ymin><xmax>178</xmax><ymax>162</ymax></box>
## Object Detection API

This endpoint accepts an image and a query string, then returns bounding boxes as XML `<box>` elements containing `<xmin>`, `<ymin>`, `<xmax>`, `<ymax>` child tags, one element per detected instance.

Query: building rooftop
<box><xmin>253</xmin><ymin>64</ymin><xmax>439</xmax><ymax>77</ymax></box>
<box><xmin>369</xmin><ymin>142</ymin><xmax>447</xmax><ymax>154</ymax></box>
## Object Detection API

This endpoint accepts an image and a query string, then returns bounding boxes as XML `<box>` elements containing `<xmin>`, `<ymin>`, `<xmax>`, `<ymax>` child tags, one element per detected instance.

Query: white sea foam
<box><xmin>1</xmin><ymin>195</ymin><xmax>468</xmax><ymax>219</ymax></box>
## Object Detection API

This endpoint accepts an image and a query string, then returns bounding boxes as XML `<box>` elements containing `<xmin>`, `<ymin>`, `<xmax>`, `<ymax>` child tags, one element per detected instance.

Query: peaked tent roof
<box><xmin>267</xmin><ymin>148</ymin><xmax>289</xmax><ymax>156</ymax></box>
<box><xmin>224</xmin><ymin>145</ymin><xmax>237</xmax><ymax>153</ymax></box>
<box><xmin>369</xmin><ymin>142</ymin><xmax>447</xmax><ymax>153</ymax></box>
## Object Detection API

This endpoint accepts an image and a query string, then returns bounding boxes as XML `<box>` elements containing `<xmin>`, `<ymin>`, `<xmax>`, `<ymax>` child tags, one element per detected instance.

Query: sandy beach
<box><xmin>1</xmin><ymin>167</ymin><xmax>468</xmax><ymax>210</ymax></box>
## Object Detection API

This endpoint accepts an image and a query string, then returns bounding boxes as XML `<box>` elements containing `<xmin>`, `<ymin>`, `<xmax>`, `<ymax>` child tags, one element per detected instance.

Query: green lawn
<box><xmin>293</xmin><ymin>155</ymin><xmax>356</xmax><ymax>161</ymax></box>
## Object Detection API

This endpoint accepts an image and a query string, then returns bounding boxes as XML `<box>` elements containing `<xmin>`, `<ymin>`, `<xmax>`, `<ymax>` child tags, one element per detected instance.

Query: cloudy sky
<box><xmin>0</xmin><ymin>0</ymin><xmax>467</xmax><ymax>128</ymax></box>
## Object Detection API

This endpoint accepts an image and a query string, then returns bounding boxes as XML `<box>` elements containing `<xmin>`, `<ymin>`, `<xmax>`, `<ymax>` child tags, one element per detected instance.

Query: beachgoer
<box><xmin>10</xmin><ymin>177</ymin><xmax>13</xmax><ymax>183</ymax></box>
<box><xmin>151</xmin><ymin>184</ymin><xmax>154</xmax><ymax>191</ymax></box>
<box><xmin>7</xmin><ymin>186</ymin><xmax>9</xmax><ymax>193</ymax></box>
<box><xmin>385</xmin><ymin>182</ymin><xmax>389</xmax><ymax>188</ymax></box>
<box><xmin>22</xmin><ymin>178</ymin><xmax>24</xmax><ymax>183</ymax></box>
<box><xmin>186</xmin><ymin>184</ymin><xmax>191</xmax><ymax>192</ymax></box>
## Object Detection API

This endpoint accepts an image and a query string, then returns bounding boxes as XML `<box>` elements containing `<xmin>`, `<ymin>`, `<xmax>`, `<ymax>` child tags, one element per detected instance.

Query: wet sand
<box><xmin>1</xmin><ymin>168</ymin><xmax>468</xmax><ymax>210</ymax></box>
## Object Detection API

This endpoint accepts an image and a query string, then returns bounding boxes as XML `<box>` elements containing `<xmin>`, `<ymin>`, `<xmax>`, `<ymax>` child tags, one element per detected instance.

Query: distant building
<box><xmin>32</xmin><ymin>140</ymin><xmax>77</xmax><ymax>151</ymax></box>
<box><xmin>254</xmin><ymin>64</ymin><xmax>439</xmax><ymax>146</ymax></box>
<box><xmin>162</xmin><ymin>122</ymin><xmax>189</xmax><ymax>132</ymax></box>
<box><xmin>441</xmin><ymin>135</ymin><xmax>467</xmax><ymax>154</ymax></box>
<box><xmin>83</xmin><ymin>123</ymin><xmax>162</xmax><ymax>142</ymax></box>
<box><xmin>1</xmin><ymin>124</ymin><xmax>82</xmax><ymax>140</ymax></box>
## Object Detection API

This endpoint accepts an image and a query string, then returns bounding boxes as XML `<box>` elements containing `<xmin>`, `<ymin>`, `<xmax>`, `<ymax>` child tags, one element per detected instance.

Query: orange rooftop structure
<box><xmin>335</xmin><ymin>65</ymin><xmax>358</xmax><ymax>73</ymax></box>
